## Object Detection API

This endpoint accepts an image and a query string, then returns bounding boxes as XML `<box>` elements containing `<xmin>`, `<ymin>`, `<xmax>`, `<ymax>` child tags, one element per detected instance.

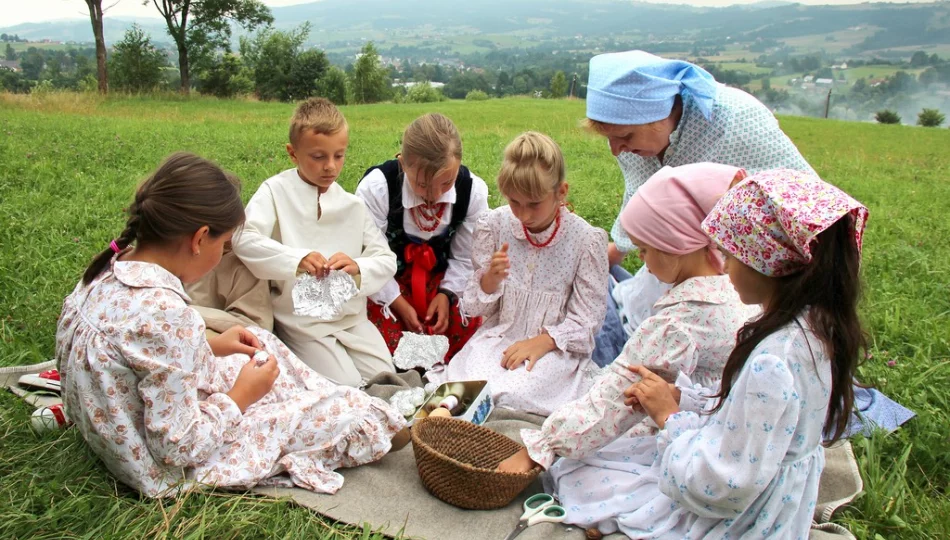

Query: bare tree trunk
<box><xmin>84</xmin><ymin>0</ymin><xmax>108</xmax><ymax>93</ymax></box>
<box><xmin>178</xmin><ymin>42</ymin><xmax>190</xmax><ymax>93</ymax></box>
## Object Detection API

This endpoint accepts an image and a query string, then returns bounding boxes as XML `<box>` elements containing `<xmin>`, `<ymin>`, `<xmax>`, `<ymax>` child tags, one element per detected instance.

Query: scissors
<box><xmin>503</xmin><ymin>493</ymin><xmax>567</xmax><ymax>540</ymax></box>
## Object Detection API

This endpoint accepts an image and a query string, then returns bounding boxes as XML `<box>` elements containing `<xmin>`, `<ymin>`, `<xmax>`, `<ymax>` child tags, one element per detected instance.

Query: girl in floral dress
<box><xmin>429</xmin><ymin>132</ymin><xmax>609</xmax><ymax>416</ymax></box>
<box><xmin>56</xmin><ymin>153</ymin><xmax>408</xmax><ymax>498</ymax></box>
<box><xmin>501</xmin><ymin>169</ymin><xmax>868</xmax><ymax>540</ymax></box>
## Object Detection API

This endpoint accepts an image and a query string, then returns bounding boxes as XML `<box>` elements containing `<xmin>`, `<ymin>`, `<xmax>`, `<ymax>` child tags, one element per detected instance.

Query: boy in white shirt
<box><xmin>233</xmin><ymin>98</ymin><xmax>397</xmax><ymax>386</ymax></box>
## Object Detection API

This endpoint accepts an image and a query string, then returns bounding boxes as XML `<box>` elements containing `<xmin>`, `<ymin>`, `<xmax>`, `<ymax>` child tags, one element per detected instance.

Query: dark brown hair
<box><xmin>712</xmin><ymin>216</ymin><xmax>866</xmax><ymax>444</ymax></box>
<box><xmin>82</xmin><ymin>152</ymin><xmax>245</xmax><ymax>285</ymax></box>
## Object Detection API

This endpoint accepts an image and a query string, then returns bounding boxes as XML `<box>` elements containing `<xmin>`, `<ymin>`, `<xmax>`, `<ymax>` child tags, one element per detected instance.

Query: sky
<box><xmin>0</xmin><ymin>0</ymin><xmax>937</xmax><ymax>27</ymax></box>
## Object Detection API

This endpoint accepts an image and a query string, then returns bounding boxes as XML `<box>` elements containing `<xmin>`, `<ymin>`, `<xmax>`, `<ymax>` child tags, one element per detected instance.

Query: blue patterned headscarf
<box><xmin>586</xmin><ymin>50</ymin><xmax>719</xmax><ymax>125</ymax></box>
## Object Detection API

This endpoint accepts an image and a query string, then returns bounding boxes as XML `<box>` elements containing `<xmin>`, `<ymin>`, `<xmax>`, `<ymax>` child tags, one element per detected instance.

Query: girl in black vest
<box><xmin>356</xmin><ymin>113</ymin><xmax>489</xmax><ymax>361</ymax></box>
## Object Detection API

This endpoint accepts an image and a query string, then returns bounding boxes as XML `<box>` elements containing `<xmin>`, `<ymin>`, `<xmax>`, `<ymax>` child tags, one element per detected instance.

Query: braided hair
<box><xmin>82</xmin><ymin>152</ymin><xmax>245</xmax><ymax>284</ymax></box>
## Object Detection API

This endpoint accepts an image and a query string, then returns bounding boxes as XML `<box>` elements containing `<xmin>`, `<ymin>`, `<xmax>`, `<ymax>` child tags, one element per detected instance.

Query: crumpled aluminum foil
<box><xmin>389</xmin><ymin>387</ymin><xmax>428</xmax><ymax>418</ymax></box>
<box><xmin>392</xmin><ymin>332</ymin><xmax>450</xmax><ymax>371</ymax></box>
<box><xmin>292</xmin><ymin>270</ymin><xmax>358</xmax><ymax>321</ymax></box>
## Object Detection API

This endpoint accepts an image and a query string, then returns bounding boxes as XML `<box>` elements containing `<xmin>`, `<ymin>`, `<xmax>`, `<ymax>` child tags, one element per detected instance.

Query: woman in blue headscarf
<box><xmin>589</xmin><ymin>50</ymin><xmax>815</xmax><ymax>365</ymax></box>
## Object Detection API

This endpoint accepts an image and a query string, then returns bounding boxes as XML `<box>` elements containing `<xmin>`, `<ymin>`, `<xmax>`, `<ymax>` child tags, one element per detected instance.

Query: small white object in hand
<box><xmin>253</xmin><ymin>350</ymin><xmax>269</xmax><ymax>365</ymax></box>
<box><xmin>292</xmin><ymin>271</ymin><xmax>359</xmax><ymax>321</ymax></box>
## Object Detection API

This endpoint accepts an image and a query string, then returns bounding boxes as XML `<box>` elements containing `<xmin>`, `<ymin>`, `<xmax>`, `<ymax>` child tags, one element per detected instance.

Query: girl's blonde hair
<box><xmin>497</xmin><ymin>131</ymin><xmax>565</xmax><ymax>200</ymax></box>
<box><xmin>401</xmin><ymin>113</ymin><xmax>462</xmax><ymax>187</ymax></box>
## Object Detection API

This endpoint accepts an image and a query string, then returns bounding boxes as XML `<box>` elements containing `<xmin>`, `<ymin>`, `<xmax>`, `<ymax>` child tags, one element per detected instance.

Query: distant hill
<box><xmin>1</xmin><ymin>0</ymin><xmax>947</xmax><ymax>56</ymax></box>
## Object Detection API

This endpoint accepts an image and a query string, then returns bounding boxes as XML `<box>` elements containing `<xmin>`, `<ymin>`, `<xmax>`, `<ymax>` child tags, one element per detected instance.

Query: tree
<box><xmin>917</xmin><ymin>108</ymin><xmax>945</xmax><ymax>127</ymax></box>
<box><xmin>465</xmin><ymin>89</ymin><xmax>489</xmax><ymax>101</ymax></box>
<box><xmin>919</xmin><ymin>67</ymin><xmax>939</xmax><ymax>87</ymax></box>
<box><xmin>240</xmin><ymin>24</ymin><xmax>317</xmax><ymax>101</ymax></box>
<box><xmin>496</xmin><ymin>70</ymin><xmax>511</xmax><ymax>97</ymax></box>
<box><xmin>151</xmin><ymin>0</ymin><xmax>272</xmax><ymax>93</ymax></box>
<box><xmin>910</xmin><ymin>50</ymin><xmax>930</xmax><ymax>68</ymax></box>
<box><xmin>4</xmin><ymin>43</ymin><xmax>15</xmax><ymax>61</ymax></box>
<box><xmin>405</xmin><ymin>81</ymin><xmax>444</xmax><ymax>103</ymax></box>
<box><xmin>287</xmin><ymin>49</ymin><xmax>329</xmax><ymax>100</ymax></box>
<box><xmin>197</xmin><ymin>53</ymin><xmax>252</xmax><ymax>97</ymax></box>
<box><xmin>443</xmin><ymin>71</ymin><xmax>490</xmax><ymax>99</ymax></box>
<box><xmin>761</xmin><ymin>77</ymin><xmax>771</xmax><ymax>91</ymax></box>
<box><xmin>549</xmin><ymin>70</ymin><xmax>567</xmax><ymax>98</ymax></box>
<box><xmin>350</xmin><ymin>42</ymin><xmax>390</xmax><ymax>104</ymax></box>
<box><xmin>875</xmin><ymin>110</ymin><xmax>901</xmax><ymax>124</ymax></box>
<box><xmin>82</xmin><ymin>0</ymin><xmax>109</xmax><ymax>93</ymax></box>
<box><xmin>19</xmin><ymin>48</ymin><xmax>44</xmax><ymax>80</ymax></box>
<box><xmin>316</xmin><ymin>65</ymin><xmax>347</xmax><ymax>105</ymax></box>
<box><xmin>109</xmin><ymin>25</ymin><xmax>167</xmax><ymax>92</ymax></box>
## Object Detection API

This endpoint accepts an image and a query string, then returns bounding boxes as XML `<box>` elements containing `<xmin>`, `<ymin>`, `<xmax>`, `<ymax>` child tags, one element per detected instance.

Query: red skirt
<box><xmin>367</xmin><ymin>270</ymin><xmax>481</xmax><ymax>363</ymax></box>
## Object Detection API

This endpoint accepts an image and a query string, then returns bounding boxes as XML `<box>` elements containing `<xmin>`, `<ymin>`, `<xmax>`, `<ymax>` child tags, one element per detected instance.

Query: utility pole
<box><xmin>824</xmin><ymin>88</ymin><xmax>832</xmax><ymax>119</ymax></box>
<box><xmin>568</xmin><ymin>73</ymin><xmax>577</xmax><ymax>98</ymax></box>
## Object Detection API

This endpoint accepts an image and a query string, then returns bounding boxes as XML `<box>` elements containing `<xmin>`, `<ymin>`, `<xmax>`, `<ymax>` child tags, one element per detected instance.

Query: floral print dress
<box><xmin>522</xmin><ymin>275</ymin><xmax>758</xmax><ymax>469</ymax></box>
<box><xmin>544</xmin><ymin>316</ymin><xmax>830</xmax><ymax>539</ymax></box>
<box><xmin>430</xmin><ymin>206</ymin><xmax>609</xmax><ymax>416</ymax></box>
<box><xmin>56</xmin><ymin>259</ymin><xmax>406</xmax><ymax>498</ymax></box>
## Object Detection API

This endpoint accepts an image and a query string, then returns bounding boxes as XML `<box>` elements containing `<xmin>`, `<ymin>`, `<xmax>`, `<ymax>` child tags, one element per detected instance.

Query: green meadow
<box><xmin>0</xmin><ymin>93</ymin><xmax>948</xmax><ymax>538</ymax></box>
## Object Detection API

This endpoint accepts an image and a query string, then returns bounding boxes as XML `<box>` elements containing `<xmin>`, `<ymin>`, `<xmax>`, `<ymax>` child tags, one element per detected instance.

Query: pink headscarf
<box><xmin>620</xmin><ymin>163</ymin><xmax>745</xmax><ymax>271</ymax></box>
<box><xmin>702</xmin><ymin>169</ymin><xmax>869</xmax><ymax>277</ymax></box>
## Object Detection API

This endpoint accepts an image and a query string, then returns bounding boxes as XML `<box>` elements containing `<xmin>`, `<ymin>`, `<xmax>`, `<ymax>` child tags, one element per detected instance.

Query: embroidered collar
<box><xmin>401</xmin><ymin>172</ymin><xmax>458</xmax><ymax>209</ymax></box>
<box><xmin>111</xmin><ymin>257</ymin><xmax>192</xmax><ymax>302</ymax></box>
<box><xmin>653</xmin><ymin>275</ymin><xmax>737</xmax><ymax>309</ymax></box>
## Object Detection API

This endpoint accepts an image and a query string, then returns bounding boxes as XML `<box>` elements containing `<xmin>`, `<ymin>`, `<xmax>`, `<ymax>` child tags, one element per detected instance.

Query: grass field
<box><xmin>1</xmin><ymin>92</ymin><xmax>949</xmax><ymax>538</ymax></box>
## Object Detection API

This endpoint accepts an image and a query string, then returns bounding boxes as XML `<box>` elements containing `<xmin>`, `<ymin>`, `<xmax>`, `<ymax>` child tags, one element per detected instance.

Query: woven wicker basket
<box><xmin>411</xmin><ymin>417</ymin><xmax>540</xmax><ymax>510</ymax></box>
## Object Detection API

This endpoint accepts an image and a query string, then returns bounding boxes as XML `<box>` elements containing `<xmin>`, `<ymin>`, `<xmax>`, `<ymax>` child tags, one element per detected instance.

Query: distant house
<box><xmin>0</xmin><ymin>59</ymin><xmax>19</xmax><ymax>72</ymax></box>
<box><xmin>816</xmin><ymin>78</ymin><xmax>834</xmax><ymax>85</ymax></box>
<box><xmin>869</xmin><ymin>78</ymin><xmax>887</xmax><ymax>88</ymax></box>
<box><xmin>803</xmin><ymin>75</ymin><xmax>814</xmax><ymax>83</ymax></box>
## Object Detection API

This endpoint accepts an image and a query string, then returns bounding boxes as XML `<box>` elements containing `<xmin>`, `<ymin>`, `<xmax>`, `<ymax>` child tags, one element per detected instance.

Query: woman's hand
<box><xmin>208</xmin><ymin>326</ymin><xmax>260</xmax><ymax>358</ymax></box>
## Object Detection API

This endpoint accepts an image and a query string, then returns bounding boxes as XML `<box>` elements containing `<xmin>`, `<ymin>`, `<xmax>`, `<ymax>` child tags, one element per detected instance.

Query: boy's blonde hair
<box><xmin>497</xmin><ymin>131</ymin><xmax>565</xmax><ymax>200</ymax></box>
<box><xmin>401</xmin><ymin>113</ymin><xmax>462</xmax><ymax>185</ymax></box>
<box><xmin>289</xmin><ymin>97</ymin><xmax>348</xmax><ymax>145</ymax></box>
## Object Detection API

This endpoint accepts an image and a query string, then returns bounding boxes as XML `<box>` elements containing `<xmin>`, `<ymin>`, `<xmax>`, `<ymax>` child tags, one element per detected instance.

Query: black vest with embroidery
<box><xmin>360</xmin><ymin>159</ymin><xmax>473</xmax><ymax>278</ymax></box>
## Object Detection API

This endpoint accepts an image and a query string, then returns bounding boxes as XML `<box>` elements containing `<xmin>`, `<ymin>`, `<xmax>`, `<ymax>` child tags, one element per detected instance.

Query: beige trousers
<box><xmin>185</xmin><ymin>249</ymin><xmax>274</xmax><ymax>337</ymax></box>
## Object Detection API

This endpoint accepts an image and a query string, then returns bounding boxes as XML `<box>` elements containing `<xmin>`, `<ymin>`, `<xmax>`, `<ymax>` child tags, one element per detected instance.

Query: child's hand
<box><xmin>496</xmin><ymin>447</ymin><xmax>538</xmax><ymax>473</ymax></box>
<box><xmin>480</xmin><ymin>243</ymin><xmax>510</xmax><ymax>294</ymax></box>
<box><xmin>426</xmin><ymin>293</ymin><xmax>451</xmax><ymax>334</ymax></box>
<box><xmin>391</xmin><ymin>296</ymin><xmax>423</xmax><ymax>333</ymax></box>
<box><xmin>607</xmin><ymin>242</ymin><xmax>627</xmax><ymax>267</ymax></box>
<box><xmin>501</xmin><ymin>333</ymin><xmax>556</xmax><ymax>371</ymax></box>
<box><xmin>208</xmin><ymin>326</ymin><xmax>261</xmax><ymax>358</ymax></box>
<box><xmin>623</xmin><ymin>383</ymin><xmax>681</xmax><ymax>412</ymax></box>
<box><xmin>623</xmin><ymin>366</ymin><xmax>680</xmax><ymax>429</ymax></box>
<box><xmin>327</xmin><ymin>252</ymin><xmax>360</xmax><ymax>276</ymax></box>
<box><xmin>298</xmin><ymin>251</ymin><xmax>329</xmax><ymax>277</ymax></box>
<box><xmin>227</xmin><ymin>356</ymin><xmax>279</xmax><ymax>413</ymax></box>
